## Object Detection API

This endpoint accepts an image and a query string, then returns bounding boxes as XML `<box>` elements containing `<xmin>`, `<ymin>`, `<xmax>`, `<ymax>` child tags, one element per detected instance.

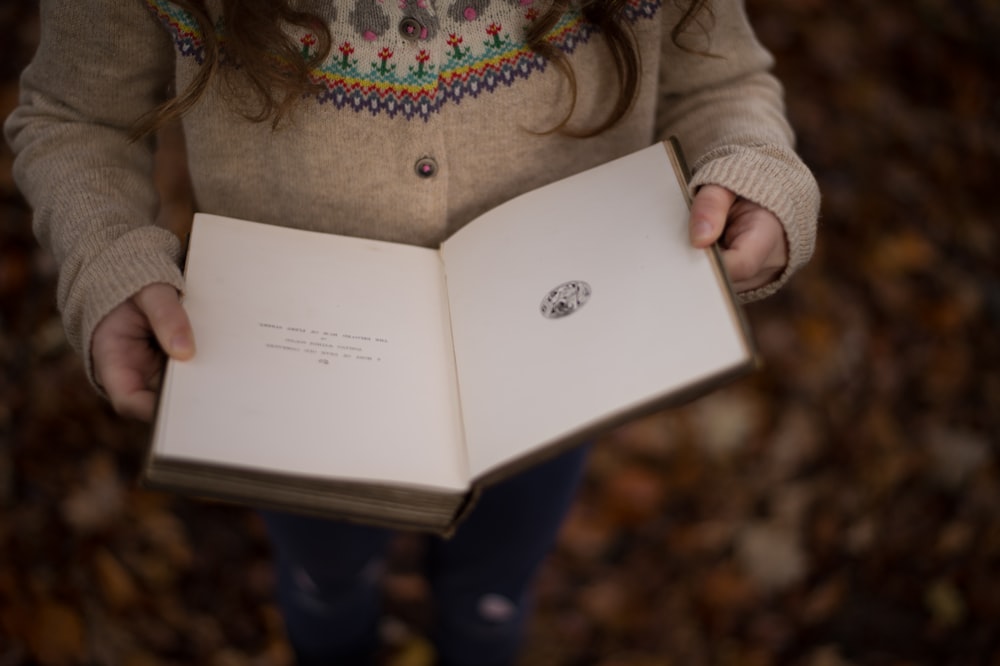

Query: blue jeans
<box><xmin>261</xmin><ymin>443</ymin><xmax>591</xmax><ymax>666</ymax></box>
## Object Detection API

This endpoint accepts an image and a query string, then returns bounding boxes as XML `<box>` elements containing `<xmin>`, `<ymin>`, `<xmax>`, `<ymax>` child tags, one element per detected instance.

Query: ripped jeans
<box><xmin>261</xmin><ymin>443</ymin><xmax>591</xmax><ymax>666</ymax></box>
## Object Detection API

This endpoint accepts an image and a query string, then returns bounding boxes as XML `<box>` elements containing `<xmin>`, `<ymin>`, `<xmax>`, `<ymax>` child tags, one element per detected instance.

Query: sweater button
<box><xmin>414</xmin><ymin>157</ymin><xmax>438</xmax><ymax>179</ymax></box>
<box><xmin>399</xmin><ymin>17</ymin><xmax>424</xmax><ymax>41</ymax></box>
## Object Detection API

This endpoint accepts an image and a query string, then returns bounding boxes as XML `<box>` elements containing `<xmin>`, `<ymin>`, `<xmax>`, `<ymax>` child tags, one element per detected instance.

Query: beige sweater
<box><xmin>5</xmin><ymin>0</ymin><xmax>819</xmax><ymax>384</ymax></box>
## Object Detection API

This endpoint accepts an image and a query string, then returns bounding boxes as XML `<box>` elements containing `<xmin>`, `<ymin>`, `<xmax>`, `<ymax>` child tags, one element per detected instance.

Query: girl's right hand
<box><xmin>91</xmin><ymin>283</ymin><xmax>195</xmax><ymax>422</ymax></box>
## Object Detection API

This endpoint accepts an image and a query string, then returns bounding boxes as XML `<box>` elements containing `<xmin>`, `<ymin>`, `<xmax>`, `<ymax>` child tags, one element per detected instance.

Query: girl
<box><xmin>5</xmin><ymin>0</ymin><xmax>819</xmax><ymax>663</ymax></box>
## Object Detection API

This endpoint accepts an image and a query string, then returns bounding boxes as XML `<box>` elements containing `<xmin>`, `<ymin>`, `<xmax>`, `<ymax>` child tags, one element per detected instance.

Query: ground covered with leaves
<box><xmin>1</xmin><ymin>1</ymin><xmax>998</xmax><ymax>664</ymax></box>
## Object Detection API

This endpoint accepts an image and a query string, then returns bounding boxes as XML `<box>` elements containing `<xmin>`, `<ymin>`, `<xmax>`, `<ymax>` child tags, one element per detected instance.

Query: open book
<box><xmin>145</xmin><ymin>140</ymin><xmax>757</xmax><ymax>535</ymax></box>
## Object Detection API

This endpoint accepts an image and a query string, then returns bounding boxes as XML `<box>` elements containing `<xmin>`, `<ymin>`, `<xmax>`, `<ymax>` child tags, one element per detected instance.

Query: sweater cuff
<box><xmin>60</xmin><ymin>226</ymin><xmax>186</xmax><ymax>391</ymax></box>
<box><xmin>689</xmin><ymin>144</ymin><xmax>820</xmax><ymax>301</ymax></box>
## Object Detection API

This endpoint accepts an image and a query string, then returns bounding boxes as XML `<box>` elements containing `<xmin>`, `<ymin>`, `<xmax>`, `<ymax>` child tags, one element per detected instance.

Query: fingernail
<box><xmin>170</xmin><ymin>333</ymin><xmax>193</xmax><ymax>356</ymax></box>
<box><xmin>692</xmin><ymin>220</ymin><xmax>713</xmax><ymax>242</ymax></box>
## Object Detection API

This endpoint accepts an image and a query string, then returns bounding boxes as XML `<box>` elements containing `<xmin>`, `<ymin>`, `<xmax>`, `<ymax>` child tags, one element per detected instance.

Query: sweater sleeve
<box><xmin>4</xmin><ymin>0</ymin><xmax>187</xmax><ymax>385</ymax></box>
<box><xmin>655</xmin><ymin>0</ymin><xmax>820</xmax><ymax>300</ymax></box>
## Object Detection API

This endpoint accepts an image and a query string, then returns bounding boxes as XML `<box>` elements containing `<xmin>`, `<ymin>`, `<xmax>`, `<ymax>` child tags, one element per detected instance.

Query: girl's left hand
<box><xmin>688</xmin><ymin>184</ymin><xmax>788</xmax><ymax>293</ymax></box>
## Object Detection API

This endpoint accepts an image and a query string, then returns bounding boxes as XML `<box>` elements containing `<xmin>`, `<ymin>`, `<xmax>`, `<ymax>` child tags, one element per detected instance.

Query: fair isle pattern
<box><xmin>144</xmin><ymin>0</ymin><xmax>208</xmax><ymax>63</ymax></box>
<box><xmin>143</xmin><ymin>0</ymin><xmax>662</xmax><ymax>121</ymax></box>
<box><xmin>311</xmin><ymin>13</ymin><xmax>585</xmax><ymax>120</ymax></box>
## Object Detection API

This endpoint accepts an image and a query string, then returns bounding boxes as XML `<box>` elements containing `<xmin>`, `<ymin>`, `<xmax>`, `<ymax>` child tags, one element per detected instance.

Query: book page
<box><xmin>152</xmin><ymin>214</ymin><xmax>468</xmax><ymax>492</ymax></box>
<box><xmin>441</xmin><ymin>143</ymin><xmax>752</xmax><ymax>479</ymax></box>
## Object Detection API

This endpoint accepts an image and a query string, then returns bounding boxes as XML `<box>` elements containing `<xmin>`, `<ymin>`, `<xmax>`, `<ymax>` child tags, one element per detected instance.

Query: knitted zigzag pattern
<box><xmin>144</xmin><ymin>0</ymin><xmax>662</xmax><ymax>121</ymax></box>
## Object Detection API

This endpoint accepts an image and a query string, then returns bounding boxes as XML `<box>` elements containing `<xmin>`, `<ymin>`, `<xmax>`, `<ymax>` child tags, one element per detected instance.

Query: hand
<box><xmin>688</xmin><ymin>184</ymin><xmax>788</xmax><ymax>293</ymax></box>
<box><xmin>91</xmin><ymin>283</ymin><xmax>195</xmax><ymax>421</ymax></box>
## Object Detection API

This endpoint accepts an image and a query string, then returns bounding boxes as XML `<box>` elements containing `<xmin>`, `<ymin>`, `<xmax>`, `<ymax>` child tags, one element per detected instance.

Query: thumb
<box><xmin>689</xmin><ymin>184</ymin><xmax>737</xmax><ymax>248</ymax></box>
<box><xmin>133</xmin><ymin>283</ymin><xmax>196</xmax><ymax>360</ymax></box>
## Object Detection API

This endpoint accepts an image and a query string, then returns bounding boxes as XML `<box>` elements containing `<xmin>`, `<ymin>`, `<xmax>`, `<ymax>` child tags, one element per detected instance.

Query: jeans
<box><xmin>261</xmin><ymin>443</ymin><xmax>591</xmax><ymax>666</ymax></box>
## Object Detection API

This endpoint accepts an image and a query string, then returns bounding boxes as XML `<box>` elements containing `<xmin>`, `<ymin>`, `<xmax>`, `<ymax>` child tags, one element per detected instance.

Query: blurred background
<box><xmin>2</xmin><ymin>0</ymin><xmax>998</xmax><ymax>664</ymax></box>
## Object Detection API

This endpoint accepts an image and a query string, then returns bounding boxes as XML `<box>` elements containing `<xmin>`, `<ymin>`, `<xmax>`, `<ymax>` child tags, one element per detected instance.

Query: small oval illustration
<box><xmin>540</xmin><ymin>280</ymin><xmax>592</xmax><ymax>319</ymax></box>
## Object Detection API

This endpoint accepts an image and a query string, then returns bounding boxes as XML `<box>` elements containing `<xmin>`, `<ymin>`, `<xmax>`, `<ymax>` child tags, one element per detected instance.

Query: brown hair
<box><xmin>132</xmin><ymin>0</ymin><xmax>712</xmax><ymax>140</ymax></box>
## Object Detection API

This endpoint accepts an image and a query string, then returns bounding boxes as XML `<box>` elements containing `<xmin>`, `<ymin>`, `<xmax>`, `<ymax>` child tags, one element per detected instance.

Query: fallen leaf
<box><xmin>27</xmin><ymin>602</ymin><xmax>86</xmax><ymax>665</ymax></box>
<box><xmin>92</xmin><ymin>547</ymin><xmax>140</xmax><ymax>611</ymax></box>
<box><xmin>736</xmin><ymin>522</ymin><xmax>807</xmax><ymax>593</ymax></box>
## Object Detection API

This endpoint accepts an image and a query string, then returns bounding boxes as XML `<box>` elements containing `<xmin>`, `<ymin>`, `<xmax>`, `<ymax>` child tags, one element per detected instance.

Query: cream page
<box><xmin>152</xmin><ymin>214</ymin><xmax>468</xmax><ymax>492</ymax></box>
<box><xmin>441</xmin><ymin>143</ymin><xmax>751</xmax><ymax>479</ymax></box>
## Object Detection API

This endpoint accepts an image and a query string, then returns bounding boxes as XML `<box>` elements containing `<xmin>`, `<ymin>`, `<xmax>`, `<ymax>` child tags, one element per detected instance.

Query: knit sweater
<box><xmin>5</xmin><ymin>0</ymin><xmax>819</xmax><ymax>385</ymax></box>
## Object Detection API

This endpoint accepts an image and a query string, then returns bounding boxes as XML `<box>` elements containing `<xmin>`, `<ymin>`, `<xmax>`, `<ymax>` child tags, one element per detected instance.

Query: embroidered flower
<box><xmin>414</xmin><ymin>49</ymin><xmax>431</xmax><ymax>76</ymax></box>
<box><xmin>486</xmin><ymin>22</ymin><xmax>503</xmax><ymax>48</ymax></box>
<box><xmin>447</xmin><ymin>33</ymin><xmax>466</xmax><ymax>59</ymax></box>
<box><xmin>377</xmin><ymin>46</ymin><xmax>395</xmax><ymax>74</ymax></box>
<box><xmin>338</xmin><ymin>41</ymin><xmax>356</xmax><ymax>68</ymax></box>
<box><xmin>300</xmin><ymin>33</ymin><xmax>317</xmax><ymax>58</ymax></box>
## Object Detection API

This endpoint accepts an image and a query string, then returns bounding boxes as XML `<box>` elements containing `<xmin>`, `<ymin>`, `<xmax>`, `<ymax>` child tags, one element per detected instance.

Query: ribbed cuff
<box><xmin>689</xmin><ymin>144</ymin><xmax>820</xmax><ymax>301</ymax></box>
<box><xmin>59</xmin><ymin>225</ymin><xmax>186</xmax><ymax>391</ymax></box>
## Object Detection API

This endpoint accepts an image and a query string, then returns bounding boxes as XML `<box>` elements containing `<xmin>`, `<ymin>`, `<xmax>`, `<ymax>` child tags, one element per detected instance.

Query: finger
<box><xmin>721</xmin><ymin>249</ymin><xmax>767</xmax><ymax>291</ymax></box>
<box><xmin>688</xmin><ymin>185</ymin><xmax>737</xmax><ymax>248</ymax></box>
<box><xmin>99</xmin><ymin>362</ymin><xmax>158</xmax><ymax>421</ymax></box>
<box><xmin>730</xmin><ymin>268</ymin><xmax>783</xmax><ymax>294</ymax></box>
<box><xmin>721</xmin><ymin>225</ymin><xmax>784</xmax><ymax>290</ymax></box>
<box><xmin>111</xmin><ymin>389</ymin><xmax>158</xmax><ymax>422</ymax></box>
<box><xmin>133</xmin><ymin>283</ymin><xmax>195</xmax><ymax>360</ymax></box>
